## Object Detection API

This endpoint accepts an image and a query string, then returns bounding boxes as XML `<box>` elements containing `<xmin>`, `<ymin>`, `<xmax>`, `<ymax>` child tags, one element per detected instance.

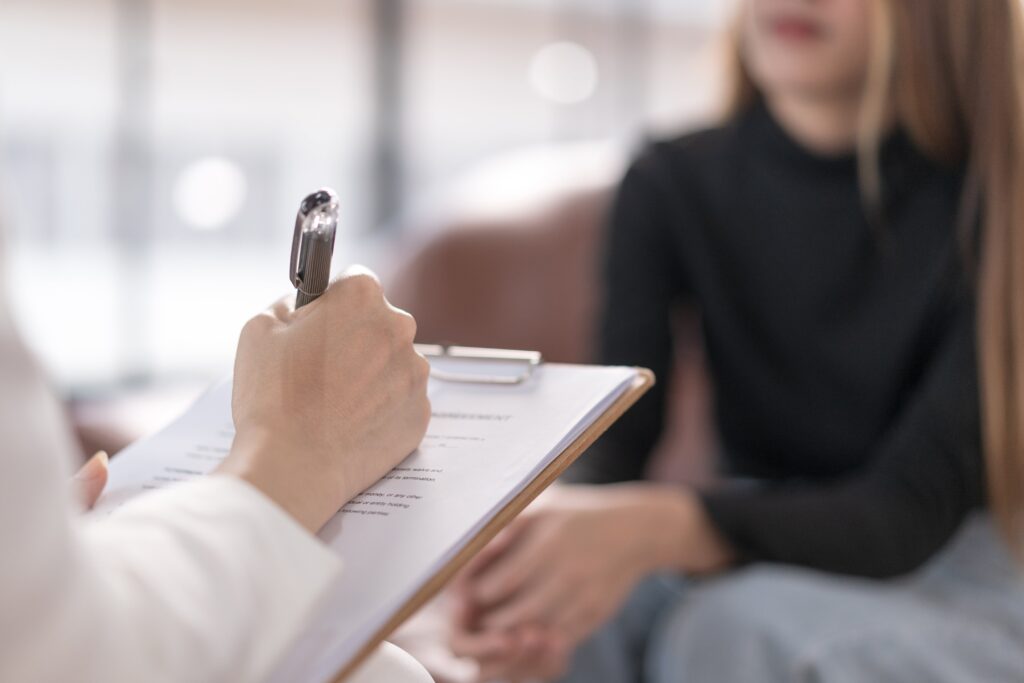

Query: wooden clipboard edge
<box><xmin>332</xmin><ymin>367</ymin><xmax>654</xmax><ymax>681</ymax></box>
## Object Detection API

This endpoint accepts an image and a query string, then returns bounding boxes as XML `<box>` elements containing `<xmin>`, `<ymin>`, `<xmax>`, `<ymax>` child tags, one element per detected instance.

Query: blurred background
<box><xmin>0</xmin><ymin>0</ymin><xmax>735</xmax><ymax>441</ymax></box>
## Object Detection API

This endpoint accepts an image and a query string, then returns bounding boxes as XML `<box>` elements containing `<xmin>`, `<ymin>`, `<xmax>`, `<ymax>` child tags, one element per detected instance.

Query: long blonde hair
<box><xmin>730</xmin><ymin>0</ymin><xmax>1024</xmax><ymax>555</ymax></box>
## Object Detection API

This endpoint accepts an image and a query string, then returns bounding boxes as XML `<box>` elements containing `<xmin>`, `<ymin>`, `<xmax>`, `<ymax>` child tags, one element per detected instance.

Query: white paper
<box><xmin>94</xmin><ymin>363</ymin><xmax>638</xmax><ymax>682</ymax></box>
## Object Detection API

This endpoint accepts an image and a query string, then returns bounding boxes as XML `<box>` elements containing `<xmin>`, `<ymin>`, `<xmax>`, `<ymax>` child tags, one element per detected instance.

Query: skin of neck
<box><xmin>765</xmin><ymin>88</ymin><xmax>863</xmax><ymax>156</ymax></box>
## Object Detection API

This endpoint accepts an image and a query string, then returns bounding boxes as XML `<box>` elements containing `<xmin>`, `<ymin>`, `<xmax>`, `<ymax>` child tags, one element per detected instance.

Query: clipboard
<box><xmin>330</xmin><ymin>347</ymin><xmax>655</xmax><ymax>681</ymax></box>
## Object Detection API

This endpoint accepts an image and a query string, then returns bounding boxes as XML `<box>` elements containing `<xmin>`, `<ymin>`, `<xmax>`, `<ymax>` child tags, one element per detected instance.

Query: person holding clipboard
<box><xmin>0</xmin><ymin>188</ymin><xmax>434</xmax><ymax>682</ymax></box>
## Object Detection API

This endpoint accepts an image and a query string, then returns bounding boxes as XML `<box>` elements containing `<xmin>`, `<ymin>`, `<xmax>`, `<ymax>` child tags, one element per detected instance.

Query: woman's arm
<box><xmin>580</xmin><ymin>150</ymin><xmax>983</xmax><ymax>579</ymax></box>
<box><xmin>698</xmin><ymin>298</ymin><xmax>983</xmax><ymax>578</ymax></box>
<box><xmin>0</xmin><ymin>268</ymin><xmax>431</xmax><ymax>682</ymax></box>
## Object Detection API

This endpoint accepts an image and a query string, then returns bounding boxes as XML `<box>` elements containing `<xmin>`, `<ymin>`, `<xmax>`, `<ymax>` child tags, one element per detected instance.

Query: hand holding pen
<box><xmin>218</xmin><ymin>186</ymin><xmax>430</xmax><ymax>533</ymax></box>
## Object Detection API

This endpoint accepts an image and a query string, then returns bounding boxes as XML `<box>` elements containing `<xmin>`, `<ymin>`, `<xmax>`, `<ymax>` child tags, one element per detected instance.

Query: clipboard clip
<box><xmin>414</xmin><ymin>344</ymin><xmax>543</xmax><ymax>385</ymax></box>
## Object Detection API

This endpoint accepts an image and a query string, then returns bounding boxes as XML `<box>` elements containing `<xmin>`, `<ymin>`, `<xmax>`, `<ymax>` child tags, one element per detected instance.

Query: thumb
<box><xmin>73</xmin><ymin>451</ymin><xmax>109</xmax><ymax>510</ymax></box>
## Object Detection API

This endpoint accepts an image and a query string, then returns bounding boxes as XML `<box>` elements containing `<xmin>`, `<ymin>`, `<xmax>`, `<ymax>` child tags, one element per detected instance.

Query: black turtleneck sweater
<box><xmin>571</xmin><ymin>101</ymin><xmax>983</xmax><ymax>578</ymax></box>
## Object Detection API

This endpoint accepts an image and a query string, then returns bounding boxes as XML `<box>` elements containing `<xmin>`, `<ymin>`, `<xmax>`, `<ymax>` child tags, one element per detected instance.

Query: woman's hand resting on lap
<box><xmin>450</xmin><ymin>483</ymin><xmax>732</xmax><ymax>682</ymax></box>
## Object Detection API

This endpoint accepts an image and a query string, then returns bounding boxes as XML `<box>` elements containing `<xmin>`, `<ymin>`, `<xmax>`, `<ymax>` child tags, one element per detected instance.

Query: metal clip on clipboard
<box><xmin>414</xmin><ymin>344</ymin><xmax>542</xmax><ymax>385</ymax></box>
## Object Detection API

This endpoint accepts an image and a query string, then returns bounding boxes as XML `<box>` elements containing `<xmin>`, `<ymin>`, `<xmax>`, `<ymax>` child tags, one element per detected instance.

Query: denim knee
<box><xmin>560</xmin><ymin>575</ymin><xmax>687</xmax><ymax>683</ymax></box>
<box><xmin>645</xmin><ymin>566</ymin><xmax>821</xmax><ymax>683</ymax></box>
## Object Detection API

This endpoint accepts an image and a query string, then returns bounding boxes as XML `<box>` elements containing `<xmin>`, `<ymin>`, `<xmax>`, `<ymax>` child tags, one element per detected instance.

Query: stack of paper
<box><xmin>95</xmin><ymin>363</ymin><xmax>640</xmax><ymax>682</ymax></box>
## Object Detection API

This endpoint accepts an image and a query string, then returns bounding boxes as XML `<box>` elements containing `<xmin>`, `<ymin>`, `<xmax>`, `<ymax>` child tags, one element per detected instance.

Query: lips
<box><xmin>768</xmin><ymin>16</ymin><xmax>825</xmax><ymax>41</ymax></box>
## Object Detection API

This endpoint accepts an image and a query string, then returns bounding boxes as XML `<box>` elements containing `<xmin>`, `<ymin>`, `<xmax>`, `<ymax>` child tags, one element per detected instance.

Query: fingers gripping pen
<box><xmin>290</xmin><ymin>188</ymin><xmax>340</xmax><ymax>308</ymax></box>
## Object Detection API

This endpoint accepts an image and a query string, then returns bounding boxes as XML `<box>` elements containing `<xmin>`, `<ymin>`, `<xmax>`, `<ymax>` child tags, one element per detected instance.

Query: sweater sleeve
<box><xmin>700</xmin><ymin>299</ymin><xmax>985</xmax><ymax>578</ymax></box>
<box><xmin>565</xmin><ymin>150</ymin><xmax>689</xmax><ymax>484</ymax></box>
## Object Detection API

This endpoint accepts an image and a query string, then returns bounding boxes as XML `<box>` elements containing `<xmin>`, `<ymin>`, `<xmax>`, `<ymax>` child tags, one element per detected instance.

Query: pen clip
<box><xmin>290</xmin><ymin>188</ymin><xmax>340</xmax><ymax>289</ymax></box>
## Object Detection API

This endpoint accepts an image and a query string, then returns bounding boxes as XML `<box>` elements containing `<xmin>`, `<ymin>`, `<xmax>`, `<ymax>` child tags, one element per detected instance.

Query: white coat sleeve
<box><xmin>0</xmin><ymin>317</ymin><xmax>343</xmax><ymax>683</ymax></box>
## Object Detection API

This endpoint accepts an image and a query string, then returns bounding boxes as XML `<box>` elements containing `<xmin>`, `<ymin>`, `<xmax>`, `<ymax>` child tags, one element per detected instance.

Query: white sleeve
<box><xmin>0</xmin><ymin>318</ymin><xmax>342</xmax><ymax>682</ymax></box>
<box><xmin>3</xmin><ymin>472</ymin><xmax>342</xmax><ymax>683</ymax></box>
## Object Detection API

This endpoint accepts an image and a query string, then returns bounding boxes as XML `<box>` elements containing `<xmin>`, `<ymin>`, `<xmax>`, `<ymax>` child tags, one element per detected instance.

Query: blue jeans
<box><xmin>561</xmin><ymin>516</ymin><xmax>1024</xmax><ymax>683</ymax></box>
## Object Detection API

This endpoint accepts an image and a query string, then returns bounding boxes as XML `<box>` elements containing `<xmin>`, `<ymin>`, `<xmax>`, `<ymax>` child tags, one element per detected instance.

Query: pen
<box><xmin>290</xmin><ymin>188</ymin><xmax>340</xmax><ymax>308</ymax></box>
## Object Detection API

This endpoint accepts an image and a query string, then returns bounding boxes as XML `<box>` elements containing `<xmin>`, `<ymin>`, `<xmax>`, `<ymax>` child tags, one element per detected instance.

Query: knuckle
<box><xmin>395</xmin><ymin>309</ymin><xmax>418</xmax><ymax>342</ymax></box>
<box><xmin>418</xmin><ymin>396</ymin><xmax>432</xmax><ymax>431</ymax></box>
<box><xmin>345</xmin><ymin>272</ymin><xmax>383</xmax><ymax>302</ymax></box>
<box><xmin>384</xmin><ymin>318</ymin><xmax>404</xmax><ymax>348</ymax></box>
<box><xmin>387</xmin><ymin>313</ymin><xmax>416</xmax><ymax>348</ymax></box>
<box><xmin>422</xmin><ymin>407</ymin><xmax>432</xmax><ymax>435</ymax></box>
<box><xmin>404</xmin><ymin>360</ymin><xmax>423</xmax><ymax>394</ymax></box>
<box><xmin>414</xmin><ymin>354</ymin><xmax>431</xmax><ymax>386</ymax></box>
<box><xmin>407</xmin><ymin>352</ymin><xmax>432</xmax><ymax>385</ymax></box>
<box><xmin>241</xmin><ymin>311</ymin><xmax>275</xmax><ymax>337</ymax></box>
